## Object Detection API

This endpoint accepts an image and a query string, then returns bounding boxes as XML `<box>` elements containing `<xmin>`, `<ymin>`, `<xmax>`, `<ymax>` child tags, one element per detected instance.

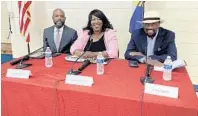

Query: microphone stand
<box><xmin>16</xmin><ymin>55</ymin><xmax>32</xmax><ymax>69</ymax></box>
<box><xmin>67</xmin><ymin>39</ymin><xmax>93</xmax><ymax>75</ymax></box>
<box><xmin>140</xmin><ymin>46</ymin><xmax>155</xmax><ymax>85</ymax></box>
<box><xmin>15</xmin><ymin>47</ymin><xmax>44</xmax><ymax>69</ymax></box>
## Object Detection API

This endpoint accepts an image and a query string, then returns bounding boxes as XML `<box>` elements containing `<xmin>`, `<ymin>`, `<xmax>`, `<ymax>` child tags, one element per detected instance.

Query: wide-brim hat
<box><xmin>138</xmin><ymin>11</ymin><xmax>164</xmax><ymax>24</ymax></box>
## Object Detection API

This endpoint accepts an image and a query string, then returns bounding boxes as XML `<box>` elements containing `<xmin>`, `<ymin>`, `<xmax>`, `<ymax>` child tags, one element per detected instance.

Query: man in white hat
<box><xmin>125</xmin><ymin>11</ymin><xmax>177</xmax><ymax>63</ymax></box>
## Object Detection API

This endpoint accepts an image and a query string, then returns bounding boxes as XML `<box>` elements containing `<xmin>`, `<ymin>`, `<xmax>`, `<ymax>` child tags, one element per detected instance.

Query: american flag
<box><xmin>18</xmin><ymin>1</ymin><xmax>32</xmax><ymax>43</ymax></box>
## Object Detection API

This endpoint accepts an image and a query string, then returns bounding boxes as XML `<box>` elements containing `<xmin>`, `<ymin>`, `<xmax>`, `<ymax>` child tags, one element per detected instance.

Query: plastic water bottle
<box><xmin>45</xmin><ymin>47</ymin><xmax>53</xmax><ymax>68</ymax></box>
<box><xmin>96</xmin><ymin>52</ymin><xmax>104</xmax><ymax>75</ymax></box>
<box><xmin>163</xmin><ymin>56</ymin><xmax>172</xmax><ymax>81</ymax></box>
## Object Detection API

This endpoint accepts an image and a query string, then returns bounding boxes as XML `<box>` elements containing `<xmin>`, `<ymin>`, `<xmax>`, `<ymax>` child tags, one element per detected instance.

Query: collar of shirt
<box><xmin>54</xmin><ymin>25</ymin><xmax>64</xmax><ymax>33</ymax></box>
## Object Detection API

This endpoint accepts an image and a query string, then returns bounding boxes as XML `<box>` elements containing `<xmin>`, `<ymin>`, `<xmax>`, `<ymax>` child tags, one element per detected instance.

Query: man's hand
<box><xmin>129</xmin><ymin>52</ymin><xmax>144</xmax><ymax>56</ymax></box>
<box><xmin>147</xmin><ymin>59</ymin><xmax>163</xmax><ymax>67</ymax></box>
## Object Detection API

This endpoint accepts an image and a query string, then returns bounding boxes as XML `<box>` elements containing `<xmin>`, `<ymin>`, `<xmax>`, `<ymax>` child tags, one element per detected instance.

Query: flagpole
<box><xmin>143</xmin><ymin>1</ymin><xmax>145</xmax><ymax>17</ymax></box>
<box><xmin>26</xmin><ymin>33</ymin><xmax>31</xmax><ymax>54</ymax></box>
<box><xmin>27</xmin><ymin>43</ymin><xmax>30</xmax><ymax>54</ymax></box>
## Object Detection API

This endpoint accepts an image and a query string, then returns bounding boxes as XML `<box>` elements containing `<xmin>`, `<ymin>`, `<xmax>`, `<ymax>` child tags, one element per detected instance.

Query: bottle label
<box><xmin>164</xmin><ymin>64</ymin><xmax>172</xmax><ymax>70</ymax></box>
<box><xmin>96</xmin><ymin>58</ymin><xmax>104</xmax><ymax>64</ymax></box>
<box><xmin>45</xmin><ymin>52</ymin><xmax>52</xmax><ymax>57</ymax></box>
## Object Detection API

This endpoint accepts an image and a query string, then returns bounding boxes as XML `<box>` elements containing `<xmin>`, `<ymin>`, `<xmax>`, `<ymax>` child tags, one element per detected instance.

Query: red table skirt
<box><xmin>2</xmin><ymin>55</ymin><xmax>198</xmax><ymax>116</ymax></box>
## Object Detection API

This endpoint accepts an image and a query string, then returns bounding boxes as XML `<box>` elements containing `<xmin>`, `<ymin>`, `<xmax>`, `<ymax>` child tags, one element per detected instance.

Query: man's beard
<box><xmin>54</xmin><ymin>20</ymin><xmax>65</xmax><ymax>29</ymax></box>
<box><xmin>145</xmin><ymin>29</ymin><xmax>157</xmax><ymax>38</ymax></box>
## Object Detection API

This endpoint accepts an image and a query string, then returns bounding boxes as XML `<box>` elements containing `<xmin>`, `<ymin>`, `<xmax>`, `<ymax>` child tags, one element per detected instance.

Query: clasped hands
<box><xmin>130</xmin><ymin>52</ymin><xmax>163</xmax><ymax>67</ymax></box>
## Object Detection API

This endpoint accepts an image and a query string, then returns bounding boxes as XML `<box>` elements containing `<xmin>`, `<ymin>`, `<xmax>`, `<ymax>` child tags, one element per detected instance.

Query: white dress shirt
<box><xmin>147</xmin><ymin>29</ymin><xmax>159</xmax><ymax>56</ymax></box>
<box><xmin>139</xmin><ymin>29</ymin><xmax>159</xmax><ymax>63</ymax></box>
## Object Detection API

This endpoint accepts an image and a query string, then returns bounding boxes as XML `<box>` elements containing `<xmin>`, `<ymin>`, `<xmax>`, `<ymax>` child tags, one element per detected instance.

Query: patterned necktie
<box><xmin>56</xmin><ymin>29</ymin><xmax>60</xmax><ymax>51</ymax></box>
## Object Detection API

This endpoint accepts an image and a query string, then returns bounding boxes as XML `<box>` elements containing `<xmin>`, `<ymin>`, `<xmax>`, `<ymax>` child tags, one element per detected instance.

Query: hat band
<box><xmin>143</xmin><ymin>17</ymin><xmax>160</xmax><ymax>21</ymax></box>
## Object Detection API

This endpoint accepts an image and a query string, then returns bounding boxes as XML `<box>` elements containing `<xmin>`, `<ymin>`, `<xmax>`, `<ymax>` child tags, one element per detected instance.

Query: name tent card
<box><xmin>65</xmin><ymin>74</ymin><xmax>94</xmax><ymax>87</ymax></box>
<box><xmin>6</xmin><ymin>69</ymin><xmax>32</xmax><ymax>79</ymax></box>
<box><xmin>145</xmin><ymin>83</ymin><xmax>179</xmax><ymax>99</ymax></box>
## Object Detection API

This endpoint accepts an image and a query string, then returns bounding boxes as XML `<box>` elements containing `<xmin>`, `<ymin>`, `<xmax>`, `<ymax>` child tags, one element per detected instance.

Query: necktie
<box><xmin>56</xmin><ymin>29</ymin><xmax>60</xmax><ymax>51</ymax></box>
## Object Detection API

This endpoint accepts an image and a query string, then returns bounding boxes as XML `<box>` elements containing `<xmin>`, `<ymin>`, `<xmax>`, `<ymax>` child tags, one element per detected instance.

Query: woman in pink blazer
<box><xmin>70</xmin><ymin>9</ymin><xmax>118</xmax><ymax>59</ymax></box>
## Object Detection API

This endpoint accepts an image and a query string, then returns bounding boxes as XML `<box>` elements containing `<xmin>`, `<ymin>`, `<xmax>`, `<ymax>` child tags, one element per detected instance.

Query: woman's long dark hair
<box><xmin>83</xmin><ymin>9</ymin><xmax>113</xmax><ymax>35</ymax></box>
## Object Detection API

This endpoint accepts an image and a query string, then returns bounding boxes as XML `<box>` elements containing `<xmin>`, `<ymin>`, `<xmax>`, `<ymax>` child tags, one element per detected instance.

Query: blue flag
<box><xmin>129</xmin><ymin>1</ymin><xmax>144</xmax><ymax>33</ymax></box>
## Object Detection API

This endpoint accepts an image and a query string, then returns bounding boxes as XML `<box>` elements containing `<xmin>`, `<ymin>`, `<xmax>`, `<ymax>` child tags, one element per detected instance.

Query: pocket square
<box><xmin>157</xmin><ymin>48</ymin><xmax>161</xmax><ymax>51</ymax></box>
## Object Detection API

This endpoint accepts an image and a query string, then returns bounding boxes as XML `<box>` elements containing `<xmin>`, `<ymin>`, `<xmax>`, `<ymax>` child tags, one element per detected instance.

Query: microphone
<box><xmin>16</xmin><ymin>55</ymin><xmax>32</xmax><ymax>69</ymax></box>
<box><xmin>78</xmin><ymin>60</ymin><xmax>91</xmax><ymax>72</ymax></box>
<box><xmin>140</xmin><ymin>46</ymin><xmax>155</xmax><ymax>85</ymax></box>
<box><xmin>10</xmin><ymin>46</ymin><xmax>44</xmax><ymax>69</ymax></box>
<box><xmin>67</xmin><ymin>38</ymin><xmax>93</xmax><ymax>75</ymax></box>
<box><xmin>139</xmin><ymin>36</ymin><xmax>154</xmax><ymax>116</ymax></box>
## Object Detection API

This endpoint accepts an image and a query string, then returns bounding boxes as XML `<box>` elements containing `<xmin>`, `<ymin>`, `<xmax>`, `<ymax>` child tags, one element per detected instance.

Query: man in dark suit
<box><xmin>125</xmin><ymin>11</ymin><xmax>177</xmax><ymax>63</ymax></box>
<box><xmin>43</xmin><ymin>8</ymin><xmax>77</xmax><ymax>54</ymax></box>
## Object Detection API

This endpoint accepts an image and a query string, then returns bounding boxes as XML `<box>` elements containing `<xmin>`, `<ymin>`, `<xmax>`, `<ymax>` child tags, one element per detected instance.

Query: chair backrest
<box><xmin>1</xmin><ymin>54</ymin><xmax>13</xmax><ymax>64</ymax></box>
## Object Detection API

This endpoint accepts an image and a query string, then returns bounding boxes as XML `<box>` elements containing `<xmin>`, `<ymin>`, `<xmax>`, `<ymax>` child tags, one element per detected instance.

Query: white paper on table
<box><xmin>154</xmin><ymin>59</ymin><xmax>186</xmax><ymax>72</ymax></box>
<box><xmin>65</xmin><ymin>55</ymin><xmax>108</xmax><ymax>64</ymax></box>
<box><xmin>65</xmin><ymin>55</ymin><xmax>85</xmax><ymax>62</ymax></box>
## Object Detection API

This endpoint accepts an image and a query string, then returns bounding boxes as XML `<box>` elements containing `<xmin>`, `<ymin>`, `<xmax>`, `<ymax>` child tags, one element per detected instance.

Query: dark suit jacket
<box><xmin>43</xmin><ymin>25</ymin><xmax>77</xmax><ymax>54</ymax></box>
<box><xmin>125</xmin><ymin>27</ymin><xmax>177</xmax><ymax>63</ymax></box>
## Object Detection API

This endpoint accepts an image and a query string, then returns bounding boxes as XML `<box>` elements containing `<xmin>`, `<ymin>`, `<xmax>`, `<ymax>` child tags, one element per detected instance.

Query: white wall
<box><xmin>1</xmin><ymin>1</ymin><xmax>198</xmax><ymax>83</ymax></box>
<box><xmin>1</xmin><ymin>1</ymin><xmax>11</xmax><ymax>43</ymax></box>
